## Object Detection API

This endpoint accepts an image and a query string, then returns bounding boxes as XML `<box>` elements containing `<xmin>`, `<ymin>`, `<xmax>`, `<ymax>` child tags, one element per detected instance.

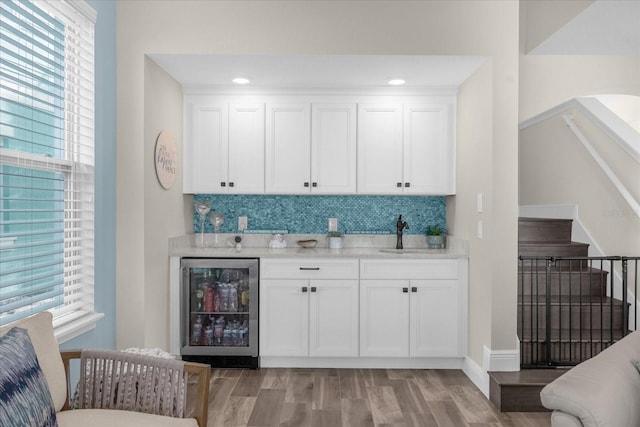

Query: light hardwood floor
<box><xmin>205</xmin><ymin>368</ymin><xmax>551</xmax><ymax>427</ymax></box>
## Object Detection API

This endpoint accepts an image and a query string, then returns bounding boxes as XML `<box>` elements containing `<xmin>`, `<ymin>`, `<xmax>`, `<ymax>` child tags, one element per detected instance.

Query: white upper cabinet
<box><xmin>185</xmin><ymin>95</ymin><xmax>455</xmax><ymax>195</ymax></box>
<box><xmin>265</xmin><ymin>103</ymin><xmax>311</xmax><ymax>193</ymax></box>
<box><xmin>184</xmin><ymin>102</ymin><xmax>228</xmax><ymax>193</ymax></box>
<box><xmin>403</xmin><ymin>104</ymin><xmax>454</xmax><ymax>194</ymax></box>
<box><xmin>265</xmin><ymin>103</ymin><xmax>356</xmax><ymax>194</ymax></box>
<box><xmin>357</xmin><ymin>104</ymin><xmax>404</xmax><ymax>194</ymax></box>
<box><xmin>311</xmin><ymin>104</ymin><xmax>357</xmax><ymax>194</ymax></box>
<box><xmin>183</xmin><ymin>98</ymin><xmax>264</xmax><ymax>194</ymax></box>
<box><xmin>357</xmin><ymin>102</ymin><xmax>455</xmax><ymax>195</ymax></box>
<box><xmin>228</xmin><ymin>104</ymin><xmax>265</xmax><ymax>194</ymax></box>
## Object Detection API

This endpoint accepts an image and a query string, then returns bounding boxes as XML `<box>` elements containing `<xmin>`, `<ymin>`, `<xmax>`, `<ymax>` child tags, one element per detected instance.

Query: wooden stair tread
<box><xmin>518</xmin><ymin>295</ymin><xmax>624</xmax><ymax>305</ymax></box>
<box><xmin>489</xmin><ymin>369</ymin><xmax>566</xmax><ymax>412</ymax></box>
<box><xmin>519</xmin><ymin>329</ymin><xmax>627</xmax><ymax>342</ymax></box>
<box><xmin>489</xmin><ymin>369</ymin><xmax>566</xmax><ymax>386</ymax></box>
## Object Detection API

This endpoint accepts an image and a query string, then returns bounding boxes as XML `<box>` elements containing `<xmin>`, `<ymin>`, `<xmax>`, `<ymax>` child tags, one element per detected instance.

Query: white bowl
<box><xmin>297</xmin><ymin>239</ymin><xmax>318</xmax><ymax>248</ymax></box>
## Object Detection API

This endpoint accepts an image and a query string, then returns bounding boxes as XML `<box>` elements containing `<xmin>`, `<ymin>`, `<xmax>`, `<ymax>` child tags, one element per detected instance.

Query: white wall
<box><xmin>116</xmin><ymin>1</ymin><xmax>520</xmax><ymax>365</ymax></box>
<box><xmin>520</xmin><ymin>55</ymin><xmax>640</xmax><ymax>121</ymax></box>
<box><xmin>520</xmin><ymin>110</ymin><xmax>640</xmax><ymax>258</ymax></box>
<box><xmin>448</xmin><ymin>61</ymin><xmax>494</xmax><ymax>365</ymax></box>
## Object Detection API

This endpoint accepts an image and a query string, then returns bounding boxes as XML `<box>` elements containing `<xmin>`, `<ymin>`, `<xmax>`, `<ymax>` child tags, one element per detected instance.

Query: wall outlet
<box><xmin>238</xmin><ymin>216</ymin><xmax>248</xmax><ymax>231</ymax></box>
<box><xmin>328</xmin><ymin>217</ymin><xmax>338</xmax><ymax>232</ymax></box>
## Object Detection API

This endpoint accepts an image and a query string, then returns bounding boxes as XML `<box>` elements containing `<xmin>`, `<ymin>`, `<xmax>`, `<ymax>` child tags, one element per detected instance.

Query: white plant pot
<box><xmin>426</xmin><ymin>235</ymin><xmax>446</xmax><ymax>249</ymax></box>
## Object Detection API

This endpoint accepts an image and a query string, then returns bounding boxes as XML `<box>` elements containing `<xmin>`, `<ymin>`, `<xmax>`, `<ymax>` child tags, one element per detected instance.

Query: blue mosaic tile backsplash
<box><xmin>193</xmin><ymin>195</ymin><xmax>446</xmax><ymax>235</ymax></box>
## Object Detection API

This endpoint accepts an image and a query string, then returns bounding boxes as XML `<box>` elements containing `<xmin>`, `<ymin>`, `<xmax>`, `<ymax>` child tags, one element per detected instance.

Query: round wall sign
<box><xmin>154</xmin><ymin>130</ymin><xmax>177</xmax><ymax>189</ymax></box>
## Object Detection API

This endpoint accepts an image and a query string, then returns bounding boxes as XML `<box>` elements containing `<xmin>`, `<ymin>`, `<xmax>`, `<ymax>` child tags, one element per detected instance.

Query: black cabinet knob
<box><xmin>229</xmin><ymin>182</ymin><xmax>234</xmax><ymax>187</ymax></box>
<box><xmin>396</xmin><ymin>182</ymin><xmax>402</xmax><ymax>188</ymax></box>
<box><xmin>402</xmin><ymin>287</ymin><xmax>409</xmax><ymax>293</ymax></box>
<box><xmin>411</xmin><ymin>287</ymin><xmax>417</xmax><ymax>293</ymax></box>
<box><xmin>302</xmin><ymin>287</ymin><xmax>308</xmax><ymax>293</ymax></box>
<box><xmin>304</xmin><ymin>182</ymin><xmax>309</xmax><ymax>187</ymax></box>
<box><xmin>312</xmin><ymin>182</ymin><xmax>317</xmax><ymax>187</ymax></box>
<box><xmin>405</xmin><ymin>182</ymin><xmax>410</xmax><ymax>188</ymax></box>
<box><xmin>311</xmin><ymin>287</ymin><xmax>317</xmax><ymax>292</ymax></box>
<box><xmin>220</xmin><ymin>182</ymin><xmax>226</xmax><ymax>187</ymax></box>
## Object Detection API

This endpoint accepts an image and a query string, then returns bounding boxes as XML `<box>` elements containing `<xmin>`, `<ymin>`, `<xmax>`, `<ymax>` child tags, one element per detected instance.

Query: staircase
<box><xmin>517</xmin><ymin>217</ymin><xmax>627</xmax><ymax>366</ymax></box>
<box><xmin>489</xmin><ymin>217</ymin><xmax>629</xmax><ymax>412</ymax></box>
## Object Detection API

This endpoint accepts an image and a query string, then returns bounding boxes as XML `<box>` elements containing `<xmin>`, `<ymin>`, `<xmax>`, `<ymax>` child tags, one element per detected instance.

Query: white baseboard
<box><xmin>463</xmin><ymin>356</ymin><xmax>489</xmax><ymax>397</ymax></box>
<box><xmin>463</xmin><ymin>344</ymin><xmax>520</xmax><ymax>399</ymax></box>
<box><xmin>484</xmin><ymin>344</ymin><xmax>520</xmax><ymax>372</ymax></box>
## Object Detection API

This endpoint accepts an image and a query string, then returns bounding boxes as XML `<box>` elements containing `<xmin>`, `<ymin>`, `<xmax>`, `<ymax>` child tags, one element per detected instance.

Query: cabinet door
<box><xmin>185</xmin><ymin>102</ymin><xmax>228</xmax><ymax>193</ymax></box>
<box><xmin>360</xmin><ymin>280</ymin><xmax>409</xmax><ymax>357</ymax></box>
<box><xmin>265</xmin><ymin>104</ymin><xmax>311</xmax><ymax>193</ymax></box>
<box><xmin>309</xmin><ymin>279</ymin><xmax>359</xmax><ymax>357</ymax></box>
<box><xmin>409</xmin><ymin>279</ymin><xmax>461</xmax><ymax>357</ymax></box>
<box><xmin>357</xmin><ymin>105</ymin><xmax>403</xmax><ymax>194</ymax></box>
<box><xmin>228</xmin><ymin>104</ymin><xmax>265</xmax><ymax>194</ymax></box>
<box><xmin>403</xmin><ymin>104</ymin><xmax>453</xmax><ymax>194</ymax></box>
<box><xmin>260</xmin><ymin>279</ymin><xmax>309</xmax><ymax>356</ymax></box>
<box><xmin>311</xmin><ymin>104</ymin><xmax>356</xmax><ymax>194</ymax></box>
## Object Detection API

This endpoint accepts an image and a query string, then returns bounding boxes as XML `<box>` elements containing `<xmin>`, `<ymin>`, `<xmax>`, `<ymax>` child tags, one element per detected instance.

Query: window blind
<box><xmin>0</xmin><ymin>0</ymin><xmax>96</xmax><ymax>330</ymax></box>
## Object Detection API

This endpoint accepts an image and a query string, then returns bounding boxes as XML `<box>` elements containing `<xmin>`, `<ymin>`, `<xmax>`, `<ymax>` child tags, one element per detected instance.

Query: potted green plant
<box><xmin>327</xmin><ymin>231</ymin><xmax>344</xmax><ymax>249</ymax></box>
<box><xmin>425</xmin><ymin>225</ymin><xmax>446</xmax><ymax>249</ymax></box>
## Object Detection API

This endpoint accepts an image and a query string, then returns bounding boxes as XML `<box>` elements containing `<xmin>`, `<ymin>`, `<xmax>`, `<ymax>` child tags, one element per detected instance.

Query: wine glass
<box><xmin>195</xmin><ymin>201</ymin><xmax>211</xmax><ymax>246</ymax></box>
<box><xmin>210</xmin><ymin>212</ymin><xmax>224</xmax><ymax>233</ymax></box>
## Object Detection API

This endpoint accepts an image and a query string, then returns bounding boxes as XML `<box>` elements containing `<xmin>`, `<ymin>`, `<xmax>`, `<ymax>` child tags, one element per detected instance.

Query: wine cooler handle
<box><xmin>302</xmin><ymin>286</ymin><xmax>308</xmax><ymax>292</ymax></box>
<box><xmin>299</xmin><ymin>267</ymin><xmax>320</xmax><ymax>271</ymax></box>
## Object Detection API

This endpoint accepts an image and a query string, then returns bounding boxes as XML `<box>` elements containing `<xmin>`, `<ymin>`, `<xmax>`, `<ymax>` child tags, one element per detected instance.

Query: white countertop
<box><xmin>169</xmin><ymin>233</ymin><xmax>468</xmax><ymax>259</ymax></box>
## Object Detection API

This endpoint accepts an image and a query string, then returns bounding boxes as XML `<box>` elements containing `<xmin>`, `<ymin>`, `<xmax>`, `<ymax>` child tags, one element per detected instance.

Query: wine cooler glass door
<box><xmin>181</xmin><ymin>258</ymin><xmax>258</xmax><ymax>357</ymax></box>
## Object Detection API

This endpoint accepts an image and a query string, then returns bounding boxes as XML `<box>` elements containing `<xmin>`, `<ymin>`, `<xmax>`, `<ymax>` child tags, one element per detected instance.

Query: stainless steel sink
<box><xmin>378</xmin><ymin>248</ymin><xmax>432</xmax><ymax>254</ymax></box>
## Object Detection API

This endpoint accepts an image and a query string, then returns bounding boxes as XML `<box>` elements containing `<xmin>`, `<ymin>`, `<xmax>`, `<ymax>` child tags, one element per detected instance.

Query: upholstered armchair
<box><xmin>0</xmin><ymin>312</ymin><xmax>210</xmax><ymax>427</ymax></box>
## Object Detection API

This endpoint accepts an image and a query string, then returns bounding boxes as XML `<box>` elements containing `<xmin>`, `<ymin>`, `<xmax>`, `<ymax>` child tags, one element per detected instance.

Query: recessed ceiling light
<box><xmin>232</xmin><ymin>77</ymin><xmax>250</xmax><ymax>85</ymax></box>
<box><xmin>388</xmin><ymin>79</ymin><xmax>406</xmax><ymax>86</ymax></box>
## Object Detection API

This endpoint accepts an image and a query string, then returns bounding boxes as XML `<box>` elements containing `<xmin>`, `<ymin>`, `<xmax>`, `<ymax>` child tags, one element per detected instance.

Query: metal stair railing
<box><xmin>518</xmin><ymin>256</ymin><xmax>639</xmax><ymax>368</ymax></box>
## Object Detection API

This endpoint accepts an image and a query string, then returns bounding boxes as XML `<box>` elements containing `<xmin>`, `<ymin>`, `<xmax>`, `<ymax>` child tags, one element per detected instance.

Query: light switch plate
<box><xmin>328</xmin><ymin>218</ymin><xmax>338</xmax><ymax>232</ymax></box>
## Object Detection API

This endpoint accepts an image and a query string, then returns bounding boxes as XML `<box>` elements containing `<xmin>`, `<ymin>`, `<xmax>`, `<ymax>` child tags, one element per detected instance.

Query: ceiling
<box><xmin>149</xmin><ymin>54</ymin><xmax>488</xmax><ymax>91</ymax></box>
<box><xmin>530</xmin><ymin>0</ymin><xmax>640</xmax><ymax>55</ymax></box>
<box><xmin>150</xmin><ymin>1</ymin><xmax>637</xmax><ymax>91</ymax></box>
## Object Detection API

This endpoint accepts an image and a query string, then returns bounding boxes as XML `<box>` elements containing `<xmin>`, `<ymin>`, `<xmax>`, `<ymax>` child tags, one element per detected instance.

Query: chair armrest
<box><xmin>60</xmin><ymin>350</ymin><xmax>81</xmax><ymax>411</ymax></box>
<box><xmin>59</xmin><ymin>350</ymin><xmax>210</xmax><ymax>427</ymax></box>
<box><xmin>184</xmin><ymin>361</ymin><xmax>211</xmax><ymax>427</ymax></box>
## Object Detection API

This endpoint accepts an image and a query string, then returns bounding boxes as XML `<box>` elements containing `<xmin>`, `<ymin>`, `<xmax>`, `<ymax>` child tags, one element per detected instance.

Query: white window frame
<box><xmin>0</xmin><ymin>0</ymin><xmax>102</xmax><ymax>342</ymax></box>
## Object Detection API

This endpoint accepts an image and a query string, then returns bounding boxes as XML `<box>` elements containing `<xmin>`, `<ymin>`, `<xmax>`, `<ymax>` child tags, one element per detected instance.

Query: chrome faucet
<box><xmin>396</xmin><ymin>215</ymin><xmax>409</xmax><ymax>249</ymax></box>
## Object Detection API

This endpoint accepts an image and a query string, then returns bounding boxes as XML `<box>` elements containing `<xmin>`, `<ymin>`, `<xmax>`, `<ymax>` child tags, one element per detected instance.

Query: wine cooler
<box><xmin>180</xmin><ymin>258</ymin><xmax>259</xmax><ymax>369</ymax></box>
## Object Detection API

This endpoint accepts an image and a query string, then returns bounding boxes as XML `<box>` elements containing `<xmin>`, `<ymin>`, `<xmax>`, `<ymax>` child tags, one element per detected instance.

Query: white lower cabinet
<box><xmin>359</xmin><ymin>260</ymin><xmax>466</xmax><ymax>358</ymax></box>
<box><xmin>259</xmin><ymin>257</ymin><xmax>467</xmax><ymax>364</ymax></box>
<box><xmin>260</xmin><ymin>259</ymin><xmax>359</xmax><ymax>357</ymax></box>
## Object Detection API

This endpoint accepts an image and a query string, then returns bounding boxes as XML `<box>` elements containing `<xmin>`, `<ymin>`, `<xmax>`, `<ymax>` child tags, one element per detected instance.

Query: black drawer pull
<box><xmin>299</xmin><ymin>267</ymin><xmax>320</xmax><ymax>271</ymax></box>
<box><xmin>302</xmin><ymin>287</ymin><xmax>308</xmax><ymax>292</ymax></box>
<box><xmin>411</xmin><ymin>287</ymin><xmax>417</xmax><ymax>293</ymax></box>
<box><xmin>402</xmin><ymin>287</ymin><xmax>409</xmax><ymax>293</ymax></box>
<box><xmin>310</xmin><ymin>287</ymin><xmax>317</xmax><ymax>292</ymax></box>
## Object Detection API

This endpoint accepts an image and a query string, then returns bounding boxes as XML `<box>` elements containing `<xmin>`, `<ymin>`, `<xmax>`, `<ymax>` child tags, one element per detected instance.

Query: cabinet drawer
<box><xmin>261</xmin><ymin>258</ymin><xmax>359</xmax><ymax>279</ymax></box>
<box><xmin>360</xmin><ymin>259</ymin><xmax>458</xmax><ymax>280</ymax></box>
